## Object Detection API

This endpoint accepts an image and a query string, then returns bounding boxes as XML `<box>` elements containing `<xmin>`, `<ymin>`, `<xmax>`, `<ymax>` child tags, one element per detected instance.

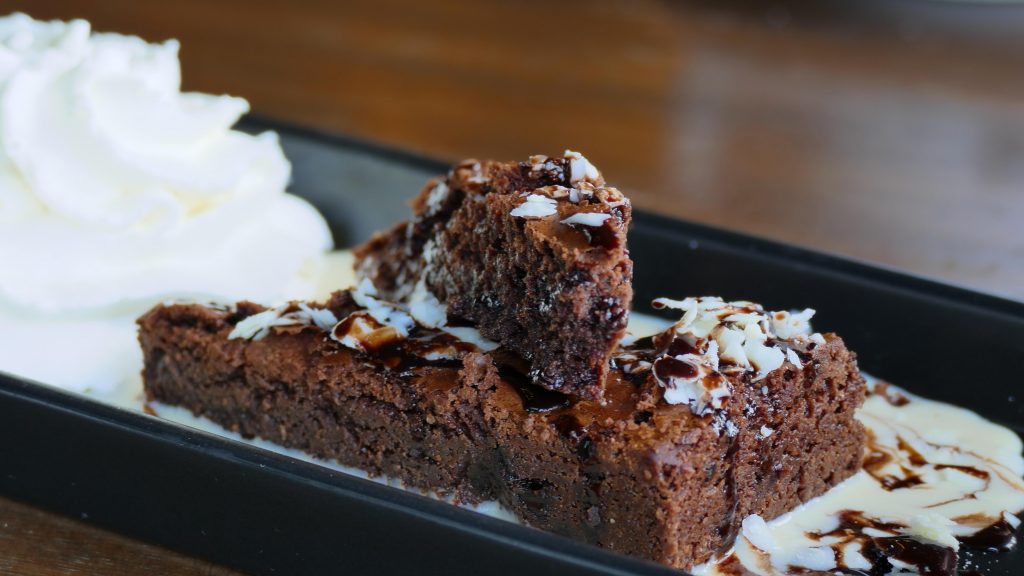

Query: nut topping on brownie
<box><xmin>354</xmin><ymin>151</ymin><xmax>633</xmax><ymax>399</ymax></box>
<box><xmin>617</xmin><ymin>297</ymin><xmax>825</xmax><ymax>415</ymax></box>
<box><xmin>228</xmin><ymin>302</ymin><xmax>340</xmax><ymax>341</ymax></box>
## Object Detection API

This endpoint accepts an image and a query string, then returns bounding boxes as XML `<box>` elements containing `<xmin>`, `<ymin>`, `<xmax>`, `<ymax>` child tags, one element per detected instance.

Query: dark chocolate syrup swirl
<box><xmin>863</xmin><ymin>431</ymin><xmax>927</xmax><ymax>491</ymax></box>
<box><xmin>934</xmin><ymin>464</ymin><xmax>991</xmax><ymax>481</ymax></box>
<box><xmin>712</xmin><ymin>384</ymin><xmax>1022</xmax><ymax>576</ymax></box>
<box><xmin>325</xmin><ymin>314</ymin><xmax>473</xmax><ymax>375</ymax></box>
<box><xmin>857</xmin><ymin>536</ymin><xmax>958</xmax><ymax>576</ymax></box>
<box><xmin>795</xmin><ymin>426</ymin><xmax>1022</xmax><ymax>576</ymax></box>
<box><xmin>862</xmin><ymin>427</ymin><xmax>993</xmax><ymax>506</ymax></box>
<box><xmin>616</xmin><ymin>333</ymin><xmax>698</xmax><ymax>388</ymax></box>
<box><xmin>653</xmin><ymin>355</ymin><xmax>698</xmax><ymax>381</ymax></box>
<box><xmin>898</xmin><ymin>436</ymin><xmax>929</xmax><ymax>467</ymax></box>
<box><xmin>958</xmin><ymin>517</ymin><xmax>1018</xmax><ymax>551</ymax></box>
<box><xmin>807</xmin><ymin>510</ymin><xmax>959</xmax><ymax>576</ymax></box>
<box><xmin>796</xmin><ymin>509</ymin><xmax>1020</xmax><ymax>575</ymax></box>
<box><xmin>664</xmin><ymin>336</ymin><xmax>697</xmax><ymax>357</ymax></box>
<box><xmin>611</xmin><ymin>336</ymin><xmax>655</xmax><ymax>380</ymax></box>
<box><xmin>843</xmin><ymin>426</ymin><xmax>1013</xmax><ymax>574</ymax></box>
<box><xmin>714</xmin><ymin>555</ymin><xmax>760</xmax><ymax>576</ymax></box>
<box><xmin>870</xmin><ymin>381</ymin><xmax>912</xmax><ymax>407</ymax></box>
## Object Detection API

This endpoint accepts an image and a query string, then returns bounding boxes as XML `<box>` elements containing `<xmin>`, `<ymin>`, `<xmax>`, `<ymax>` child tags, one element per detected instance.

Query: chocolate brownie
<box><xmin>354</xmin><ymin>152</ymin><xmax>632</xmax><ymax>400</ymax></box>
<box><xmin>138</xmin><ymin>293</ymin><xmax>865</xmax><ymax>568</ymax></box>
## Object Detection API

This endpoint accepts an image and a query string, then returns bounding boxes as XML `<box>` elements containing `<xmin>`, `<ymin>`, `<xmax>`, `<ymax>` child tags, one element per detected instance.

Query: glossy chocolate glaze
<box><xmin>959</xmin><ymin>518</ymin><xmax>1018</xmax><ymax>551</ymax></box>
<box><xmin>653</xmin><ymin>355</ymin><xmax>699</xmax><ymax>382</ymax></box>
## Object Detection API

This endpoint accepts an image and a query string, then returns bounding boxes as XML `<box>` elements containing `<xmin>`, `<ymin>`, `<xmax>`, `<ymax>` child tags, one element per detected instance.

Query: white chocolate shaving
<box><xmin>560</xmin><ymin>212</ymin><xmax>611</xmax><ymax>227</ymax></box>
<box><xmin>441</xmin><ymin>326</ymin><xmax>500</xmax><ymax>352</ymax></box>
<box><xmin>649</xmin><ymin>297</ymin><xmax>823</xmax><ymax>414</ymax></box>
<box><xmin>464</xmin><ymin>162</ymin><xmax>487</xmax><ymax>184</ymax></box>
<box><xmin>409</xmin><ymin>276</ymin><xmax>447</xmax><ymax>329</ymax></box>
<box><xmin>564</xmin><ymin>150</ymin><xmax>601</xmax><ymax>184</ymax></box>
<box><xmin>351</xmin><ymin>278</ymin><xmax>415</xmax><ymax>337</ymax></box>
<box><xmin>297</xmin><ymin>302</ymin><xmax>339</xmax><ymax>331</ymax></box>
<box><xmin>509</xmin><ymin>194</ymin><xmax>557</xmax><ymax>218</ymax></box>
<box><xmin>771</xmin><ymin>309</ymin><xmax>816</xmax><ymax>340</ymax></box>
<box><xmin>424</xmin><ymin>181</ymin><xmax>449</xmax><ymax>216</ymax></box>
<box><xmin>227</xmin><ymin>303</ymin><xmax>339</xmax><ymax>341</ymax></box>
<box><xmin>331</xmin><ymin>313</ymin><xmax>380</xmax><ymax>351</ymax></box>
<box><xmin>227</xmin><ymin>309</ymin><xmax>282</xmax><ymax>341</ymax></box>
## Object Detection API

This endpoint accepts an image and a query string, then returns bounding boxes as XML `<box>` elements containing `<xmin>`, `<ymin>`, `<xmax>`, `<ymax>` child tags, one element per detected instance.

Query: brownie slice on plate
<box><xmin>138</xmin><ymin>292</ymin><xmax>865</xmax><ymax>568</ymax></box>
<box><xmin>354</xmin><ymin>152</ymin><xmax>632</xmax><ymax>400</ymax></box>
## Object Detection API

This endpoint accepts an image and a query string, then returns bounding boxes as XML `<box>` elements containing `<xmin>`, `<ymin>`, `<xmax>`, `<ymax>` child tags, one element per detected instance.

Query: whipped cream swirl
<box><xmin>0</xmin><ymin>13</ymin><xmax>331</xmax><ymax>313</ymax></box>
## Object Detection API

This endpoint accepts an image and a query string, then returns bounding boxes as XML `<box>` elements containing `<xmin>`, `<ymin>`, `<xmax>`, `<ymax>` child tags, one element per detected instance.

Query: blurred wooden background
<box><xmin>4</xmin><ymin>0</ymin><xmax>1024</xmax><ymax>574</ymax></box>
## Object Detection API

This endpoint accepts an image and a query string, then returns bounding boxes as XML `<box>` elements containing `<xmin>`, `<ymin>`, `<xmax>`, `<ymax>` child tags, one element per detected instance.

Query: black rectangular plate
<box><xmin>1</xmin><ymin>118</ymin><xmax>1022</xmax><ymax>576</ymax></box>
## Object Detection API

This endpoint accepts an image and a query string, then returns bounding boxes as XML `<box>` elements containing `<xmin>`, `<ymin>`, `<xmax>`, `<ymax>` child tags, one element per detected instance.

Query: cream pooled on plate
<box><xmin>0</xmin><ymin>13</ymin><xmax>346</xmax><ymax>394</ymax></box>
<box><xmin>693</xmin><ymin>379</ymin><xmax>1024</xmax><ymax>576</ymax></box>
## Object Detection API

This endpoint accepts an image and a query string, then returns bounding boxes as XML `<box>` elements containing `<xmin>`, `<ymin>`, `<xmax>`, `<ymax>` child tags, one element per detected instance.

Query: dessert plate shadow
<box><xmin>1</xmin><ymin>117</ymin><xmax>1022</xmax><ymax>576</ymax></box>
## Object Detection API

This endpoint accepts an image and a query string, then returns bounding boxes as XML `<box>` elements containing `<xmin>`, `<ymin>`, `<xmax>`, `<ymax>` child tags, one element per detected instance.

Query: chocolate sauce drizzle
<box><xmin>713</xmin><ymin>555</ymin><xmax>761</xmax><ymax>576</ymax></box>
<box><xmin>855</xmin><ymin>535</ymin><xmax>958</xmax><ymax>576</ymax></box>
<box><xmin>712</xmin><ymin>386</ymin><xmax>1023</xmax><ymax>576</ymax></box>
<box><xmin>870</xmin><ymin>381</ymin><xmax>912</xmax><ymax>407</ymax></box>
<box><xmin>958</xmin><ymin>518</ymin><xmax>1018</xmax><ymax>551</ymax></box>
<box><xmin>653</xmin><ymin>355</ymin><xmax>698</xmax><ymax>381</ymax></box>
<box><xmin>326</xmin><ymin>312</ymin><xmax>472</xmax><ymax>373</ymax></box>
<box><xmin>862</xmin><ymin>432</ymin><xmax>926</xmax><ymax>491</ymax></box>
<box><xmin>794</xmin><ymin>463</ymin><xmax>1015</xmax><ymax>575</ymax></box>
<box><xmin>649</xmin><ymin>334</ymin><xmax>700</xmax><ymax>380</ymax></box>
<box><xmin>825</xmin><ymin>423</ymin><xmax>1014</xmax><ymax>575</ymax></box>
<box><xmin>805</xmin><ymin>510</ymin><xmax>959</xmax><ymax>576</ymax></box>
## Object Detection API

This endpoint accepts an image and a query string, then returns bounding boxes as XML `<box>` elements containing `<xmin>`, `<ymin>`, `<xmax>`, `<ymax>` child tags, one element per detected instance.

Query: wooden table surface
<box><xmin>4</xmin><ymin>0</ymin><xmax>1023</xmax><ymax>574</ymax></box>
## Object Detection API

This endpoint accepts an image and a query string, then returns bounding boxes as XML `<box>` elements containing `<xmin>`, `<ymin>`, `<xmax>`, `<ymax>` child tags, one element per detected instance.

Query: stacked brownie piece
<box><xmin>355</xmin><ymin>152</ymin><xmax>632</xmax><ymax>399</ymax></box>
<box><xmin>139</xmin><ymin>152</ymin><xmax>866</xmax><ymax>569</ymax></box>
